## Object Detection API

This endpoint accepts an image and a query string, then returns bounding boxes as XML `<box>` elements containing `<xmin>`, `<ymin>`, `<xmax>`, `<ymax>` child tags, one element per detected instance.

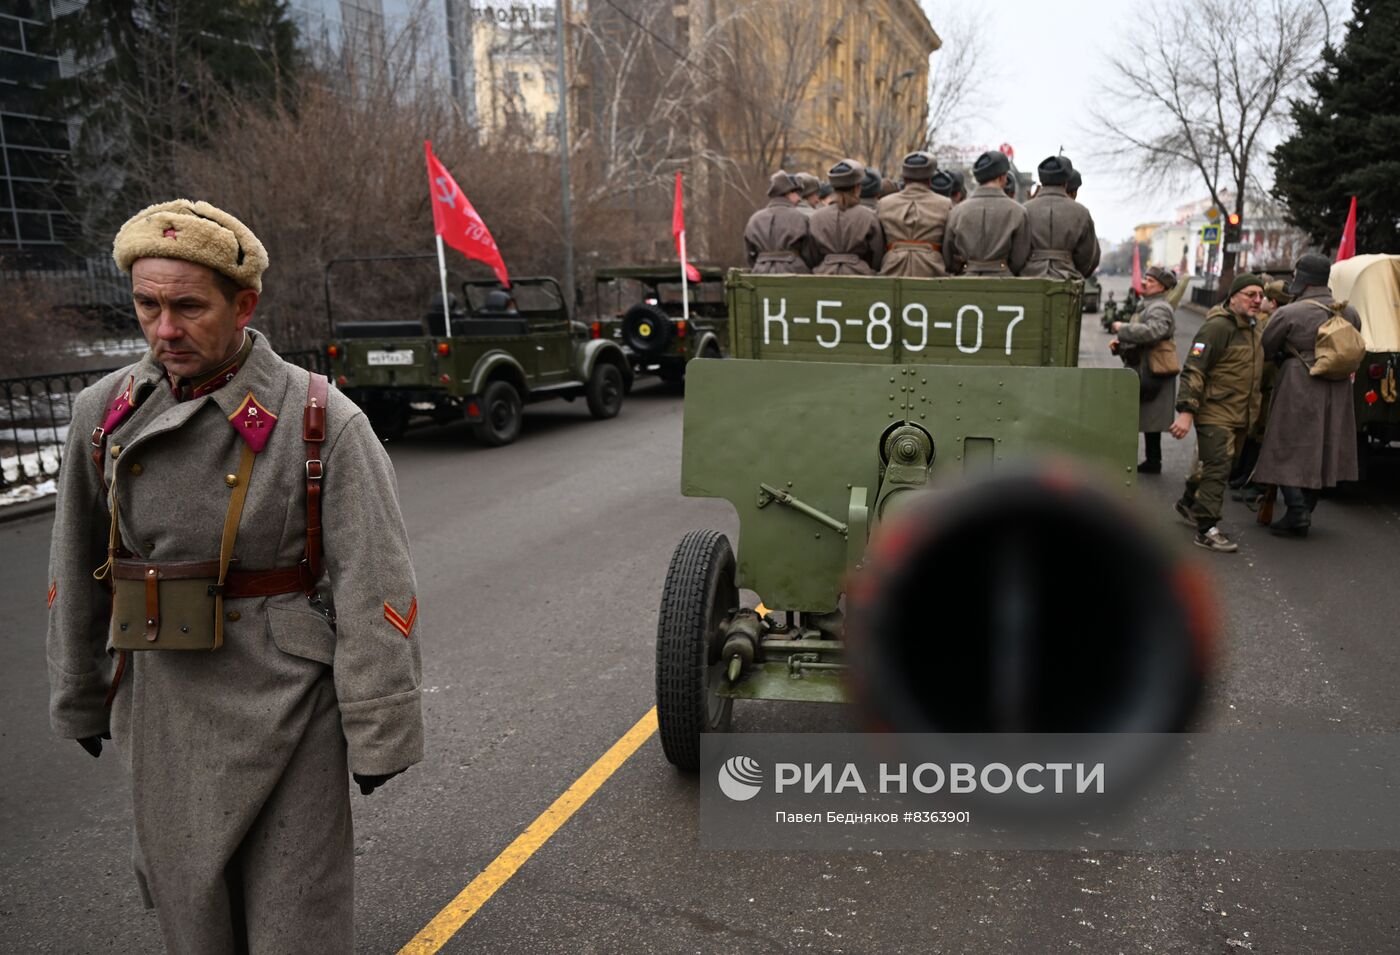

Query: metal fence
<box><xmin>0</xmin><ymin>348</ymin><xmax>331</xmax><ymax>493</ymax></box>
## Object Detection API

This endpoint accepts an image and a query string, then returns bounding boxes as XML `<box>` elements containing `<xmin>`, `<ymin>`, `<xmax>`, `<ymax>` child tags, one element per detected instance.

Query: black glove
<box><xmin>77</xmin><ymin>731</ymin><xmax>112</xmax><ymax>758</ymax></box>
<box><xmin>353</xmin><ymin>770</ymin><xmax>403</xmax><ymax>796</ymax></box>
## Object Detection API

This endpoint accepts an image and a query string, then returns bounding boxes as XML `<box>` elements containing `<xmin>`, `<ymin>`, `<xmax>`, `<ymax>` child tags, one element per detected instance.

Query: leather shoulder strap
<box><xmin>302</xmin><ymin>373</ymin><xmax>329</xmax><ymax>593</ymax></box>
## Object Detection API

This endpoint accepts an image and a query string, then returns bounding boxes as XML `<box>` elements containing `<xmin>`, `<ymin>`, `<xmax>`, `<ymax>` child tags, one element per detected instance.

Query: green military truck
<box><xmin>325</xmin><ymin>258</ymin><xmax>631</xmax><ymax>446</ymax></box>
<box><xmin>594</xmin><ymin>265</ymin><xmax>728</xmax><ymax>383</ymax></box>
<box><xmin>656</xmin><ymin>271</ymin><xmax>1214</xmax><ymax>771</ymax></box>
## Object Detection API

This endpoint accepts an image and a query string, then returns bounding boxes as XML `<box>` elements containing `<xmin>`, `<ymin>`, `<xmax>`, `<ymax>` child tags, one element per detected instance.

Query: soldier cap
<box><xmin>767</xmin><ymin>169</ymin><xmax>801</xmax><ymax>198</ymax></box>
<box><xmin>1067</xmin><ymin>169</ymin><xmax>1083</xmax><ymax>193</ymax></box>
<box><xmin>973</xmin><ymin>150</ymin><xmax>1011</xmax><ymax>183</ymax></box>
<box><xmin>860</xmin><ymin>168</ymin><xmax>883</xmax><ymax>199</ymax></box>
<box><xmin>1144</xmin><ymin>265</ymin><xmax>1178</xmax><ymax>290</ymax></box>
<box><xmin>1037</xmin><ymin>155</ymin><xmax>1073</xmax><ymax>186</ymax></box>
<box><xmin>795</xmin><ymin>172</ymin><xmax>821</xmax><ymax>197</ymax></box>
<box><xmin>113</xmin><ymin>199</ymin><xmax>269</xmax><ymax>293</ymax></box>
<box><xmin>900</xmin><ymin>151</ymin><xmax>937</xmax><ymax>182</ymax></box>
<box><xmin>1263</xmin><ymin>279</ymin><xmax>1292</xmax><ymax>304</ymax></box>
<box><xmin>1288</xmin><ymin>252</ymin><xmax>1332</xmax><ymax>294</ymax></box>
<box><xmin>817</xmin><ymin>181</ymin><xmax>833</xmax><ymax>199</ymax></box>
<box><xmin>929</xmin><ymin>170</ymin><xmax>956</xmax><ymax>195</ymax></box>
<box><xmin>827</xmin><ymin>159</ymin><xmax>865</xmax><ymax>189</ymax></box>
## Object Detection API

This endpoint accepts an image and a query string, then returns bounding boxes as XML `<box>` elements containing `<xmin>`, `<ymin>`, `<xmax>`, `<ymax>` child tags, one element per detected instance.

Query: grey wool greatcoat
<box><xmin>942</xmin><ymin>185</ymin><xmax>1031</xmax><ymax>275</ymax></box>
<box><xmin>1021</xmin><ymin>185</ymin><xmax>1100</xmax><ymax>279</ymax></box>
<box><xmin>46</xmin><ymin>330</ymin><xmax>423</xmax><ymax>954</ymax></box>
<box><xmin>744</xmin><ymin>198</ymin><xmax>816</xmax><ymax>274</ymax></box>
<box><xmin>1114</xmin><ymin>293</ymin><xmax>1177</xmax><ymax>432</ymax></box>
<box><xmin>1254</xmin><ymin>287</ymin><xmax>1362</xmax><ymax>488</ymax></box>
<box><xmin>809</xmin><ymin>202</ymin><xmax>885</xmax><ymax>275</ymax></box>
<box><xmin>876</xmin><ymin>182</ymin><xmax>952</xmax><ymax>277</ymax></box>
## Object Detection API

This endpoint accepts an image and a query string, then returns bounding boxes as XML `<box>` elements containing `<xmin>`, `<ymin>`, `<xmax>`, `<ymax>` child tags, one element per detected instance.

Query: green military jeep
<box><xmin>325</xmin><ymin>259</ymin><xmax>631</xmax><ymax>446</ymax></box>
<box><xmin>594</xmin><ymin>265</ymin><xmax>729</xmax><ymax>383</ymax></box>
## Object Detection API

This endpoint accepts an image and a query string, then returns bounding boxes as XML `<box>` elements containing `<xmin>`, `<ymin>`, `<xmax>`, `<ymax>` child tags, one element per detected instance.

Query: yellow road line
<box><xmin>398</xmin><ymin>707</ymin><xmax>659</xmax><ymax>954</ymax></box>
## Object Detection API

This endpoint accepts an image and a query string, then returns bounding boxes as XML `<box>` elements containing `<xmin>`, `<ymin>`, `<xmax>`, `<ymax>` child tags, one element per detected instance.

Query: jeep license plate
<box><xmin>366</xmin><ymin>350</ymin><xmax>414</xmax><ymax>366</ymax></box>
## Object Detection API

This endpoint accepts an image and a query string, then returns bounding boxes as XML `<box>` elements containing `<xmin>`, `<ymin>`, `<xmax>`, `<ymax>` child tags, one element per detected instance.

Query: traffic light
<box><xmin>1224</xmin><ymin>212</ymin><xmax>1243</xmax><ymax>243</ymax></box>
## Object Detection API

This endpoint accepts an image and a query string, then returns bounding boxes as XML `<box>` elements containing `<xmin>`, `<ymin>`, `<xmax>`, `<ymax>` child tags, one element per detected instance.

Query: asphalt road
<box><xmin>3</xmin><ymin>279</ymin><xmax>1399</xmax><ymax>953</ymax></box>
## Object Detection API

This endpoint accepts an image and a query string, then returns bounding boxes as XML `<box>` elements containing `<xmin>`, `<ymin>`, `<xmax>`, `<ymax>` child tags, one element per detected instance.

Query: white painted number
<box><xmin>816</xmin><ymin>300</ymin><xmax>841</xmax><ymax>348</ymax></box>
<box><xmin>901</xmin><ymin>303</ymin><xmax>928</xmax><ymax>351</ymax></box>
<box><xmin>867</xmin><ymin>302</ymin><xmax>893</xmax><ymax>350</ymax></box>
<box><xmin>999</xmin><ymin>306</ymin><xmax>1025</xmax><ymax>356</ymax></box>
<box><xmin>956</xmin><ymin>305</ymin><xmax>984</xmax><ymax>354</ymax></box>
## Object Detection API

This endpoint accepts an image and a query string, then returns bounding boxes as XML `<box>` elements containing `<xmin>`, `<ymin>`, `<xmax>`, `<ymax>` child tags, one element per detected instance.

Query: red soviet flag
<box><xmin>1335</xmin><ymin>196</ymin><xmax>1357</xmax><ymax>262</ymax></box>
<box><xmin>425</xmin><ymin>140</ymin><xmax>510</xmax><ymax>288</ymax></box>
<box><xmin>672</xmin><ymin>172</ymin><xmax>701</xmax><ymax>283</ymax></box>
<box><xmin>1131</xmin><ymin>241</ymin><xmax>1144</xmax><ymax>294</ymax></box>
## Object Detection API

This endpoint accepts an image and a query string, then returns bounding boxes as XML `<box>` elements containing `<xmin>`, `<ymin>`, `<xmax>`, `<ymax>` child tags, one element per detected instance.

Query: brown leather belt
<box><xmin>887</xmin><ymin>239</ymin><xmax>942</xmax><ymax>252</ymax></box>
<box><xmin>110</xmin><ymin>558</ymin><xmax>311</xmax><ymax>597</ymax></box>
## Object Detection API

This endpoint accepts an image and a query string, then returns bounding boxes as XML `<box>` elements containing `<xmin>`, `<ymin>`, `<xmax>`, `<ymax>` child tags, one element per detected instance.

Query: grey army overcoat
<box><xmin>1114</xmin><ymin>294</ymin><xmax>1177</xmax><ymax>432</ymax></box>
<box><xmin>809</xmin><ymin>203</ymin><xmax>885</xmax><ymax>275</ymax></box>
<box><xmin>1022</xmin><ymin>185</ymin><xmax>1100</xmax><ymax>279</ymax></box>
<box><xmin>876</xmin><ymin>182</ymin><xmax>952</xmax><ymax>278</ymax></box>
<box><xmin>1254</xmin><ymin>288</ymin><xmax>1362</xmax><ymax>488</ymax></box>
<box><xmin>744</xmin><ymin>198</ymin><xmax>816</xmax><ymax>274</ymax></box>
<box><xmin>942</xmin><ymin>185</ymin><xmax>1031</xmax><ymax>275</ymax></box>
<box><xmin>46</xmin><ymin>330</ymin><xmax>423</xmax><ymax>954</ymax></box>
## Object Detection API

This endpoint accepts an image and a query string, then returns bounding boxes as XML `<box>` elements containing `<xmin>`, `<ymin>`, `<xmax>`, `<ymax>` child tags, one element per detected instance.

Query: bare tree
<box><xmin>1092</xmin><ymin>0</ymin><xmax>1324</xmax><ymax>287</ymax></box>
<box><xmin>921</xmin><ymin>3</ymin><xmax>992</xmax><ymax>149</ymax></box>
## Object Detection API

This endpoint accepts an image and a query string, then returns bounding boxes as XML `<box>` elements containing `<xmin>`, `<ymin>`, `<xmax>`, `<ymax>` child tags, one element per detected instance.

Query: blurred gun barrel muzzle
<box><xmin>846</xmin><ymin>467</ymin><xmax>1215</xmax><ymax>736</ymax></box>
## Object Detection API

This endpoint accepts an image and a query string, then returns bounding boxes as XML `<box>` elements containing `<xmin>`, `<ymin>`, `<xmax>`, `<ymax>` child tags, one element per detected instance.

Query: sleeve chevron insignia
<box><xmin>47</xmin><ymin>579</ymin><xmax>57</xmax><ymax>609</ymax></box>
<box><xmin>384</xmin><ymin>597</ymin><xmax>418</xmax><ymax>638</ymax></box>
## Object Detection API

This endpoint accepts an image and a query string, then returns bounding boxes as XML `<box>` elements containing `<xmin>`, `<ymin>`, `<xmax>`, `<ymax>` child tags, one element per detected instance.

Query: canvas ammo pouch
<box><xmin>1146</xmin><ymin>336</ymin><xmax>1181</xmax><ymax>376</ymax></box>
<box><xmin>106</xmin><ymin>443</ymin><xmax>256</xmax><ymax>651</ymax></box>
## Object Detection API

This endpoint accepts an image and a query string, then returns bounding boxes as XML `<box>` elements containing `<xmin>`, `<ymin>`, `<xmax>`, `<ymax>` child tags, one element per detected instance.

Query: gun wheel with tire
<box><xmin>585</xmin><ymin>361</ymin><xmax>624</xmax><ymax>419</ymax></box>
<box><xmin>472</xmin><ymin>380</ymin><xmax>523</xmax><ymax>447</ymax></box>
<box><xmin>656</xmin><ymin>529</ymin><xmax>737</xmax><ymax>771</ymax></box>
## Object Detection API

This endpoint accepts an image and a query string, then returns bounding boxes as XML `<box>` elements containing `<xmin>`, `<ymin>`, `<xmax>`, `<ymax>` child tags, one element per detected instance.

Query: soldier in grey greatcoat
<box><xmin>931</xmin><ymin>169</ymin><xmax>967</xmax><ymax>205</ymax></box>
<box><xmin>1023</xmin><ymin>156</ymin><xmax>1100</xmax><ymax>279</ymax></box>
<box><xmin>744</xmin><ymin>170</ymin><xmax>816</xmax><ymax>274</ymax></box>
<box><xmin>810</xmin><ymin>159</ymin><xmax>885</xmax><ymax>275</ymax></box>
<box><xmin>47</xmin><ymin>200</ymin><xmax>423</xmax><ymax>953</ymax></box>
<box><xmin>859</xmin><ymin>168</ymin><xmax>883</xmax><ymax>209</ymax></box>
<box><xmin>795</xmin><ymin>172</ymin><xmax>822</xmax><ymax>216</ymax></box>
<box><xmin>1110</xmin><ymin>265</ymin><xmax>1179</xmax><ymax>473</ymax></box>
<box><xmin>1254</xmin><ymin>253</ymin><xmax>1362</xmax><ymax>536</ymax></box>
<box><xmin>942</xmin><ymin>150</ymin><xmax>1031</xmax><ymax>276</ymax></box>
<box><xmin>877</xmin><ymin>151</ymin><xmax>952</xmax><ymax>278</ymax></box>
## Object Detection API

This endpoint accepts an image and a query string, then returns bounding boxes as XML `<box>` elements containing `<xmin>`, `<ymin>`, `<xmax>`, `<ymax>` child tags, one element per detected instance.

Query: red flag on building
<box><xmin>1335</xmin><ymin>196</ymin><xmax>1357</xmax><ymax>262</ymax></box>
<box><xmin>424</xmin><ymin>140</ymin><xmax>510</xmax><ymax>288</ymax></box>
<box><xmin>672</xmin><ymin>172</ymin><xmax>702</xmax><ymax>283</ymax></box>
<box><xmin>1131</xmin><ymin>241</ymin><xmax>1144</xmax><ymax>294</ymax></box>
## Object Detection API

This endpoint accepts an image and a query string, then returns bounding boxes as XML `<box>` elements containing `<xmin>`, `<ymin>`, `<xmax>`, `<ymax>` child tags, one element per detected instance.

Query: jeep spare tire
<box><xmin>621</xmin><ymin>303</ymin><xmax>673</xmax><ymax>356</ymax></box>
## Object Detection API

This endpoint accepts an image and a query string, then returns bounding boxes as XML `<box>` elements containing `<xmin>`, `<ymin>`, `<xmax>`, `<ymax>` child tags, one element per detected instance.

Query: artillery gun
<box><xmin>656</xmin><ymin>273</ymin><xmax>1214</xmax><ymax>771</ymax></box>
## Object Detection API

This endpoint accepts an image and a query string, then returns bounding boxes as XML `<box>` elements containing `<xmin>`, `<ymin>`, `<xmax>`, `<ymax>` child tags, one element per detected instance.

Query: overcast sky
<box><xmin>919</xmin><ymin>0</ymin><xmax>1341</xmax><ymax>242</ymax></box>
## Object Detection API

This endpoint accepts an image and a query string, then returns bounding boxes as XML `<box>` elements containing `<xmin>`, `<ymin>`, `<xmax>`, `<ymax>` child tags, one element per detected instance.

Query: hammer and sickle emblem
<box><xmin>434</xmin><ymin>176</ymin><xmax>456</xmax><ymax>209</ymax></box>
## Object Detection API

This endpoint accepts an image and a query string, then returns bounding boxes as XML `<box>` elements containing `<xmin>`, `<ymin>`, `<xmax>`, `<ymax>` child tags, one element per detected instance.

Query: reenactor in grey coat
<box><xmin>810</xmin><ymin>159</ymin><xmax>885</xmax><ymax>275</ymax></box>
<box><xmin>942</xmin><ymin>150</ymin><xmax>1031</xmax><ymax>275</ymax></box>
<box><xmin>1110</xmin><ymin>265</ymin><xmax>1179</xmax><ymax>473</ymax></box>
<box><xmin>795</xmin><ymin>172</ymin><xmax>822</xmax><ymax>216</ymax></box>
<box><xmin>1023</xmin><ymin>156</ymin><xmax>1100</xmax><ymax>279</ymax></box>
<box><xmin>930</xmin><ymin>169</ymin><xmax>966</xmax><ymax>205</ymax></box>
<box><xmin>47</xmin><ymin>200</ymin><xmax>424</xmax><ymax>952</ymax></box>
<box><xmin>1254</xmin><ymin>253</ymin><xmax>1363</xmax><ymax>536</ymax></box>
<box><xmin>744</xmin><ymin>170</ymin><xmax>816</xmax><ymax>274</ymax></box>
<box><xmin>877</xmin><ymin>151</ymin><xmax>952</xmax><ymax>278</ymax></box>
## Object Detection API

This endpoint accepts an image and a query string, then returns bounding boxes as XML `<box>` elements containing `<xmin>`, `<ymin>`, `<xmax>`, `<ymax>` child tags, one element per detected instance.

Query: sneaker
<box><xmin>1137</xmin><ymin>459</ymin><xmax>1162</xmax><ymax>474</ymax></box>
<box><xmin>1194</xmin><ymin>526</ymin><xmax>1239</xmax><ymax>553</ymax></box>
<box><xmin>1174</xmin><ymin>500</ymin><xmax>1195</xmax><ymax>525</ymax></box>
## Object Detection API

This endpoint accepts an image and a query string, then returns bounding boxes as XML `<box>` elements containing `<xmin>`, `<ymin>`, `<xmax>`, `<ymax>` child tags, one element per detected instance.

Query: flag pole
<box><xmin>679</xmin><ymin>229</ymin><xmax>690</xmax><ymax>324</ymax></box>
<box><xmin>435</xmin><ymin>234</ymin><xmax>452</xmax><ymax>338</ymax></box>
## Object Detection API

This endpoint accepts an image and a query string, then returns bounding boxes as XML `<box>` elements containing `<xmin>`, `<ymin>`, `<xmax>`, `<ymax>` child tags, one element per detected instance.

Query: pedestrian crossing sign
<box><xmin>1201</xmin><ymin>224</ymin><xmax>1221</xmax><ymax>245</ymax></box>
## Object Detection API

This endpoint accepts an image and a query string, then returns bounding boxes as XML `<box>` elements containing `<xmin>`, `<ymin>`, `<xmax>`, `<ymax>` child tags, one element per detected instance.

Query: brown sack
<box><xmin>1308</xmin><ymin>301</ymin><xmax>1366</xmax><ymax>380</ymax></box>
<box><xmin>1147</xmin><ymin>336</ymin><xmax>1181</xmax><ymax>376</ymax></box>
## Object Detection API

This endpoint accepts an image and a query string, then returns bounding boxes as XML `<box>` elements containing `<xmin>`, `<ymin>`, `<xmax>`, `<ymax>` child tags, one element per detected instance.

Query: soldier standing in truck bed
<box><xmin>860</xmin><ymin>168</ymin><xmax>882</xmax><ymax>209</ymax></box>
<box><xmin>744</xmin><ymin>170</ymin><xmax>816</xmax><ymax>274</ymax></box>
<box><xmin>810</xmin><ymin>159</ymin><xmax>885</xmax><ymax>275</ymax></box>
<box><xmin>930</xmin><ymin>169</ymin><xmax>966</xmax><ymax>205</ymax></box>
<box><xmin>942</xmin><ymin>150</ymin><xmax>1030</xmax><ymax>276</ymax></box>
<box><xmin>795</xmin><ymin>173</ymin><xmax>822</xmax><ymax>216</ymax></box>
<box><xmin>877</xmin><ymin>151</ymin><xmax>952</xmax><ymax>278</ymax></box>
<box><xmin>1023</xmin><ymin>155</ymin><xmax>1100</xmax><ymax>279</ymax></box>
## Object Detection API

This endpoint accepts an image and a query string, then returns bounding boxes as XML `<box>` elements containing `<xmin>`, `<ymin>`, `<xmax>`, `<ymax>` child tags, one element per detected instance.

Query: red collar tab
<box><xmin>100</xmin><ymin>376</ymin><xmax>139</xmax><ymax>435</ymax></box>
<box><xmin>227</xmin><ymin>391</ymin><xmax>278</xmax><ymax>453</ymax></box>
